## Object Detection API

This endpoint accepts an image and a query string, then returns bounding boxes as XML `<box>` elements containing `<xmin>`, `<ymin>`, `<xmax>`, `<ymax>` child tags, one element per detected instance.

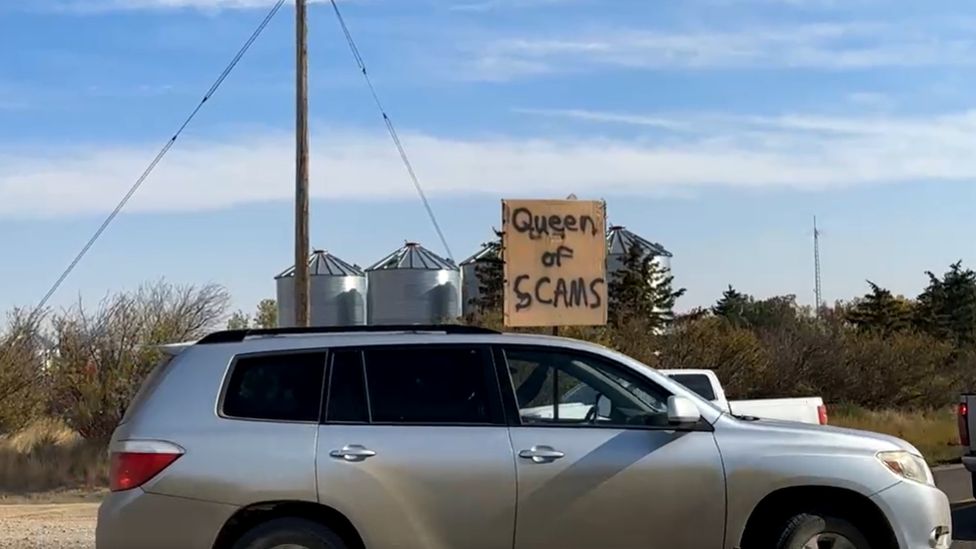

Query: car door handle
<box><xmin>519</xmin><ymin>446</ymin><xmax>565</xmax><ymax>463</ymax></box>
<box><xmin>330</xmin><ymin>445</ymin><xmax>377</xmax><ymax>462</ymax></box>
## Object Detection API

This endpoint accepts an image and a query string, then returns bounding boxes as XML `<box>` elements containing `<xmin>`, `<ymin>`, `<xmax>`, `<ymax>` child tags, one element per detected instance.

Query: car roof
<box><xmin>193</xmin><ymin>330</ymin><xmax>605</xmax><ymax>353</ymax></box>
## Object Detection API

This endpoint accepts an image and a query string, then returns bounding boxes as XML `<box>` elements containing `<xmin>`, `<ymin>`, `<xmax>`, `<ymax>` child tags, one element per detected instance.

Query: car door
<box><xmin>316</xmin><ymin>345</ymin><xmax>517</xmax><ymax>549</ymax></box>
<box><xmin>501</xmin><ymin>346</ymin><xmax>727</xmax><ymax>549</ymax></box>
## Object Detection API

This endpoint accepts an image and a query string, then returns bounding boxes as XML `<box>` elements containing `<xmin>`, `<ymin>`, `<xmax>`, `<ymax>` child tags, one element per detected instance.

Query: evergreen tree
<box><xmin>915</xmin><ymin>261</ymin><xmax>976</xmax><ymax>347</ymax></box>
<box><xmin>713</xmin><ymin>285</ymin><xmax>751</xmax><ymax>327</ymax></box>
<box><xmin>471</xmin><ymin>238</ymin><xmax>504</xmax><ymax>316</ymax></box>
<box><xmin>744</xmin><ymin>295</ymin><xmax>800</xmax><ymax>330</ymax></box>
<box><xmin>712</xmin><ymin>289</ymin><xmax>801</xmax><ymax>330</ymax></box>
<box><xmin>254</xmin><ymin>299</ymin><xmax>278</xmax><ymax>329</ymax></box>
<box><xmin>226</xmin><ymin>311</ymin><xmax>250</xmax><ymax>330</ymax></box>
<box><xmin>846</xmin><ymin>281</ymin><xmax>913</xmax><ymax>336</ymax></box>
<box><xmin>608</xmin><ymin>245</ymin><xmax>686</xmax><ymax>329</ymax></box>
<box><xmin>226</xmin><ymin>299</ymin><xmax>277</xmax><ymax>330</ymax></box>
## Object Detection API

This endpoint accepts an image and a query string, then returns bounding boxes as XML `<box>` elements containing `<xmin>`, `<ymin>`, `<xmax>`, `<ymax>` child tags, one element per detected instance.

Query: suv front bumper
<box><xmin>871</xmin><ymin>481</ymin><xmax>952</xmax><ymax>549</ymax></box>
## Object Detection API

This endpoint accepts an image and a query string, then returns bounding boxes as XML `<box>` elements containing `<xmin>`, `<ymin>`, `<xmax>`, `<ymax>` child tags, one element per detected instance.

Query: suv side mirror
<box><xmin>597</xmin><ymin>394</ymin><xmax>612</xmax><ymax>418</ymax></box>
<box><xmin>667</xmin><ymin>396</ymin><xmax>702</xmax><ymax>425</ymax></box>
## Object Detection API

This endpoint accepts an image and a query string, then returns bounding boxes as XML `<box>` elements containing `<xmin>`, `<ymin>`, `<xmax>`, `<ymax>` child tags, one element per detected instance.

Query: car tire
<box><xmin>232</xmin><ymin>518</ymin><xmax>348</xmax><ymax>549</ymax></box>
<box><xmin>775</xmin><ymin>512</ymin><xmax>873</xmax><ymax>549</ymax></box>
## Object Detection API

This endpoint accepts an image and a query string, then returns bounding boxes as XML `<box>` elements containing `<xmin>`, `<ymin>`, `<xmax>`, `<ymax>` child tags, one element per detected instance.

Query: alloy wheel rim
<box><xmin>801</xmin><ymin>533</ymin><xmax>857</xmax><ymax>549</ymax></box>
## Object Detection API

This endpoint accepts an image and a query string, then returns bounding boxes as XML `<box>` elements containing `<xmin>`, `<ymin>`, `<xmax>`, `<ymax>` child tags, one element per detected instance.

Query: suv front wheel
<box><xmin>232</xmin><ymin>518</ymin><xmax>348</xmax><ymax>549</ymax></box>
<box><xmin>775</xmin><ymin>512</ymin><xmax>873</xmax><ymax>549</ymax></box>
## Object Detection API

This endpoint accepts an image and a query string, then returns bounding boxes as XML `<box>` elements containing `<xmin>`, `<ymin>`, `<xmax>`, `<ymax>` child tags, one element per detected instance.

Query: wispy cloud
<box><xmin>467</xmin><ymin>20</ymin><xmax>976</xmax><ymax>79</ymax></box>
<box><xmin>449</xmin><ymin>0</ymin><xmax>579</xmax><ymax>12</ymax></box>
<box><xmin>4</xmin><ymin>109</ymin><xmax>976</xmax><ymax>219</ymax></box>
<box><xmin>39</xmin><ymin>0</ymin><xmax>326</xmax><ymax>13</ymax></box>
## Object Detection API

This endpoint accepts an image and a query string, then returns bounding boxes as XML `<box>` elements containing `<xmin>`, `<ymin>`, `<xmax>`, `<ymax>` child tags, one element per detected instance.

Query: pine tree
<box><xmin>254</xmin><ymin>299</ymin><xmax>278</xmax><ymax>329</ymax></box>
<box><xmin>915</xmin><ymin>261</ymin><xmax>976</xmax><ymax>347</ymax></box>
<box><xmin>713</xmin><ymin>285</ymin><xmax>751</xmax><ymax>327</ymax></box>
<box><xmin>226</xmin><ymin>311</ymin><xmax>250</xmax><ymax>330</ymax></box>
<box><xmin>227</xmin><ymin>299</ymin><xmax>277</xmax><ymax>330</ymax></box>
<box><xmin>471</xmin><ymin>239</ymin><xmax>504</xmax><ymax>316</ymax></box>
<box><xmin>846</xmin><ymin>281</ymin><xmax>913</xmax><ymax>337</ymax></box>
<box><xmin>608</xmin><ymin>245</ymin><xmax>685</xmax><ymax>330</ymax></box>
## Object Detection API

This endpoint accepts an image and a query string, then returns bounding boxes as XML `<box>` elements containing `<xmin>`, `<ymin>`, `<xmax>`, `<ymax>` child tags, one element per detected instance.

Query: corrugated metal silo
<box><xmin>276</xmin><ymin>250</ymin><xmax>367</xmax><ymax>328</ymax></box>
<box><xmin>460</xmin><ymin>241</ymin><xmax>501</xmax><ymax>317</ymax></box>
<box><xmin>606</xmin><ymin>226</ymin><xmax>673</xmax><ymax>277</ymax></box>
<box><xmin>367</xmin><ymin>243</ymin><xmax>461</xmax><ymax>325</ymax></box>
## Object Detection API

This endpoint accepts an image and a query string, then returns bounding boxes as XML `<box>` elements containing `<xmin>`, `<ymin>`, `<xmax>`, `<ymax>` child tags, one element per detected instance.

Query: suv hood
<box><xmin>729</xmin><ymin>415</ymin><xmax>923</xmax><ymax>456</ymax></box>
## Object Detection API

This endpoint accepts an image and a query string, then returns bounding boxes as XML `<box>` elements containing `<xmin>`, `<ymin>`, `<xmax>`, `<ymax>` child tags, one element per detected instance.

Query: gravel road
<box><xmin>0</xmin><ymin>504</ymin><xmax>96</xmax><ymax>549</ymax></box>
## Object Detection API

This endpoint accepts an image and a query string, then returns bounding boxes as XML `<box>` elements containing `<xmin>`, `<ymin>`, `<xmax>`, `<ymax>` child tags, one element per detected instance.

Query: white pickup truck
<box><xmin>663</xmin><ymin>369</ymin><xmax>828</xmax><ymax>425</ymax></box>
<box><xmin>521</xmin><ymin>367</ymin><xmax>828</xmax><ymax>426</ymax></box>
<box><xmin>962</xmin><ymin>393</ymin><xmax>975</xmax><ymax>495</ymax></box>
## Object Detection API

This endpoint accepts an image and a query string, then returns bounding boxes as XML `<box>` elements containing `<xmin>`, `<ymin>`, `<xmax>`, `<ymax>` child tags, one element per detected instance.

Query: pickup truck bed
<box><xmin>665</xmin><ymin>369</ymin><xmax>827</xmax><ymax>425</ymax></box>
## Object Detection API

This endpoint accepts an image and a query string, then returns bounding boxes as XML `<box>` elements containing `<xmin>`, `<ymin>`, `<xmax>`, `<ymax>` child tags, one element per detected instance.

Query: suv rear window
<box><xmin>223</xmin><ymin>352</ymin><xmax>326</xmax><ymax>422</ymax></box>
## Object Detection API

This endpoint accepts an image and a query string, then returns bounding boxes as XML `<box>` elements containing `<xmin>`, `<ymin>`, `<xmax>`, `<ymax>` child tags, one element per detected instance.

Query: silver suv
<box><xmin>97</xmin><ymin>326</ymin><xmax>951</xmax><ymax>549</ymax></box>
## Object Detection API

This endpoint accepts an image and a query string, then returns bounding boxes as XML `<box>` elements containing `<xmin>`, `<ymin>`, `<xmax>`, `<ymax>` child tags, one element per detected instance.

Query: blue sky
<box><xmin>2</xmin><ymin>0</ymin><xmax>976</xmax><ymax>315</ymax></box>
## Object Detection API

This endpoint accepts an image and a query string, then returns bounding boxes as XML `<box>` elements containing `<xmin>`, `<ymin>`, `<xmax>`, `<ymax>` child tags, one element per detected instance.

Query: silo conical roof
<box><xmin>276</xmin><ymin>250</ymin><xmax>365</xmax><ymax>279</ymax></box>
<box><xmin>607</xmin><ymin>226</ymin><xmax>672</xmax><ymax>258</ymax></box>
<box><xmin>460</xmin><ymin>241</ymin><xmax>501</xmax><ymax>266</ymax></box>
<box><xmin>367</xmin><ymin>243</ymin><xmax>458</xmax><ymax>271</ymax></box>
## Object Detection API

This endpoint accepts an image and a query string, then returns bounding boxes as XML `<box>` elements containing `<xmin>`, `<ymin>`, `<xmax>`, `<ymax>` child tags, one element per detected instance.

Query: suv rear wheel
<box><xmin>775</xmin><ymin>512</ymin><xmax>872</xmax><ymax>549</ymax></box>
<box><xmin>232</xmin><ymin>518</ymin><xmax>348</xmax><ymax>549</ymax></box>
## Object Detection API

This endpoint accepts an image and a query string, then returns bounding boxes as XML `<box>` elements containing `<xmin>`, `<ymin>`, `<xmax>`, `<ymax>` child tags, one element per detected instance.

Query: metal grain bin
<box><xmin>460</xmin><ymin>241</ymin><xmax>501</xmax><ymax>317</ymax></box>
<box><xmin>367</xmin><ymin>243</ymin><xmax>461</xmax><ymax>325</ymax></box>
<box><xmin>606</xmin><ymin>225</ymin><xmax>673</xmax><ymax>276</ymax></box>
<box><xmin>276</xmin><ymin>250</ymin><xmax>367</xmax><ymax>328</ymax></box>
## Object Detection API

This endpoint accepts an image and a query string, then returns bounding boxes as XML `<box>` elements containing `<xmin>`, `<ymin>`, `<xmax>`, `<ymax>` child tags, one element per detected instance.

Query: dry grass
<box><xmin>831</xmin><ymin>406</ymin><xmax>963</xmax><ymax>465</ymax></box>
<box><xmin>0</xmin><ymin>419</ymin><xmax>108</xmax><ymax>495</ymax></box>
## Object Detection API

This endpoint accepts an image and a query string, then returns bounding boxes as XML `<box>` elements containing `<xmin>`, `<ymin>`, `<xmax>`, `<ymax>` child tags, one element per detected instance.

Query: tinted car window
<box><xmin>668</xmin><ymin>374</ymin><xmax>716</xmax><ymax>401</ymax></box>
<box><xmin>223</xmin><ymin>352</ymin><xmax>325</xmax><ymax>422</ymax></box>
<box><xmin>363</xmin><ymin>347</ymin><xmax>501</xmax><ymax>424</ymax></box>
<box><xmin>326</xmin><ymin>351</ymin><xmax>369</xmax><ymax>423</ymax></box>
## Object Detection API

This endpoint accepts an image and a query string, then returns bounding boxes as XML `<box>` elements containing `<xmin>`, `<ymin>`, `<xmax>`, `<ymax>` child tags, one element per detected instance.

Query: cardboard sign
<box><xmin>503</xmin><ymin>199</ymin><xmax>608</xmax><ymax>327</ymax></box>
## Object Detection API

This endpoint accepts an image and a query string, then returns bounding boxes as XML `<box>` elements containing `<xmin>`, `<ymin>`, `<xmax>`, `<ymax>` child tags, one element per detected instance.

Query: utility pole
<box><xmin>813</xmin><ymin>216</ymin><xmax>823</xmax><ymax>316</ymax></box>
<box><xmin>294</xmin><ymin>0</ymin><xmax>311</xmax><ymax>327</ymax></box>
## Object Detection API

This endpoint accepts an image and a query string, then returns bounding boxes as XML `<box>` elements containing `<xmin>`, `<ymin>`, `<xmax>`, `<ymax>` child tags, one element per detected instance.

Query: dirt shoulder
<box><xmin>0</xmin><ymin>503</ymin><xmax>97</xmax><ymax>549</ymax></box>
<box><xmin>0</xmin><ymin>489</ymin><xmax>106</xmax><ymax>506</ymax></box>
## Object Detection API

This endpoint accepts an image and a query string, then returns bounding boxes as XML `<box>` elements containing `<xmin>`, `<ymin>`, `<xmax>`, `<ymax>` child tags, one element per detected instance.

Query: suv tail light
<box><xmin>960</xmin><ymin>402</ymin><xmax>970</xmax><ymax>448</ymax></box>
<box><xmin>817</xmin><ymin>404</ymin><xmax>829</xmax><ymax>426</ymax></box>
<box><xmin>110</xmin><ymin>441</ymin><xmax>184</xmax><ymax>492</ymax></box>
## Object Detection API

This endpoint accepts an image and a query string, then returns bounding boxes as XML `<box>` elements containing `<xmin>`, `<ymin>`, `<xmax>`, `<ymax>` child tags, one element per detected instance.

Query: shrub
<box><xmin>0</xmin><ymin>419</ymin><xmax>107</xmax><ymax>494</ymax></box>
<box><xmin>46</xmin><ymin>281</ymin><xmax>229</xmax><ymax>440</ymax></box>
<box><xmin>0</xmin><ymin>310</ymin><xmax>49</xmax><ymax>433</ymax></box>
<box><xmin>656</xmin><ymin>317</ymin><xmax>772</xmax><ymax>399</ymax></box>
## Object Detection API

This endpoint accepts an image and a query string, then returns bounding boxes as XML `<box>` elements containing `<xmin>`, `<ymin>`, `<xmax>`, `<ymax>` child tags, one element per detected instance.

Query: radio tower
<box><xmin>813</xmin><ymin>216</ymin><xmax>823</xmax><ymax>315</ymax></box>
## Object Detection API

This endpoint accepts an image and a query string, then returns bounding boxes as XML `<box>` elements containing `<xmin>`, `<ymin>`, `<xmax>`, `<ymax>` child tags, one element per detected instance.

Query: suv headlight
<box><xmin>877</xmin><ymin>451</ymin><xmax>933</xmax><ymax>485</ymax></box>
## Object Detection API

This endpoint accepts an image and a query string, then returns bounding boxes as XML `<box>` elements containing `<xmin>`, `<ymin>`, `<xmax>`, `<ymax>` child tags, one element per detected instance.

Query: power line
<box><xmin>34</xmin><ymin>0</ymin><xmax>287</xmax><ymax>315</ymax></box>
<box><xmin>329</xmin><ymin>0</ymin><xmax>455</xmax><ymax>263</ymax></box>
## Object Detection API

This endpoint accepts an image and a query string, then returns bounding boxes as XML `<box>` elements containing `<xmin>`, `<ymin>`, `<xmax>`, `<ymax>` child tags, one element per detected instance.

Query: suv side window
<box><xmin>361</xmin><ymin>346</ymin><xmax>503</xmax><ymax>425</ymax></box>
<box><xmin>223</xmin><ymin>352</ymin><xmax>326</xmax><ymax>422</ymax></box>
<box><xmin>504</xmin><ymin>347</ymin><xmax>672</xmax><ymax>428</ymax></box>
<box><xmin>326</xmin><ymin>350</ymin><xmax>370</xmax><ymax>423</ymax></box>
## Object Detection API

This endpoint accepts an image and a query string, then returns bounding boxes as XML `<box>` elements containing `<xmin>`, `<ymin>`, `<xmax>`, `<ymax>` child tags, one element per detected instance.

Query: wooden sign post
<box><xmin>502</xmin><ymin>199</ymin><xmax>608</xmax><ymax>328</ymax></box>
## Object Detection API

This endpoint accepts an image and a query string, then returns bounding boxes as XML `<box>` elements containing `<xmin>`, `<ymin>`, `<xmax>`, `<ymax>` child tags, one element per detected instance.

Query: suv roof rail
<box><xmin>197</xmin><ymin>325</ymin><xmax>501</xmax><ymax>345</ymax></box>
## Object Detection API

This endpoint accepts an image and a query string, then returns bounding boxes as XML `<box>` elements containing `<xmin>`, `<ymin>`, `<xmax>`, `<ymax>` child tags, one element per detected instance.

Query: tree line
<box><xmin>468</xmin><ymin>238</ymin><xmax>976</xmax><ymax>410</ymax></box>
<box><xmin>1</xmin><ymin>253</ymin><xmax>973</xmax><ymax>441</ymax></box>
